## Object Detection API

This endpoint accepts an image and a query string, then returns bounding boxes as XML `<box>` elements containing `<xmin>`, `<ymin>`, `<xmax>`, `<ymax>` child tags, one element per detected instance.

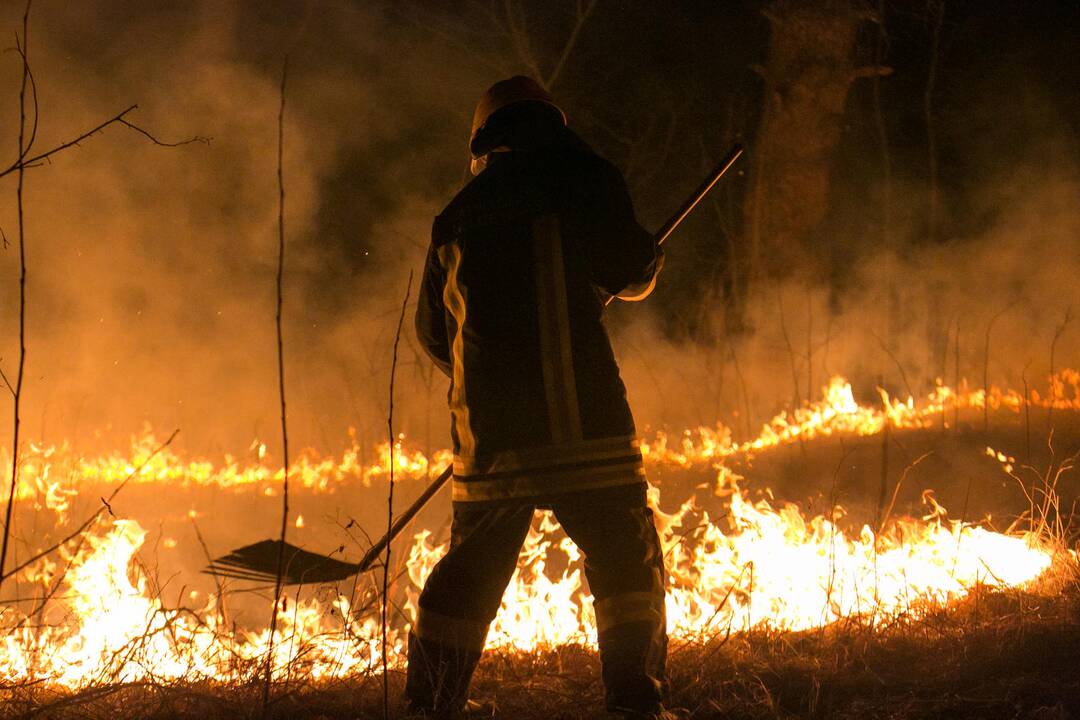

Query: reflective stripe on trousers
<box><xmin>451</xmin><ymin>435</ymin><xmax>645</xmax><ymax>503</ymax></box>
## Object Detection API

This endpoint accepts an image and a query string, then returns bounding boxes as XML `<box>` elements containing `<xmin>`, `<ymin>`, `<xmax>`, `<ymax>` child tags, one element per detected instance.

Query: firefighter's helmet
<box><xmin>469</xmin><ymin>76</ymin><xmax>566</xmax><ymax>175</ymax></box>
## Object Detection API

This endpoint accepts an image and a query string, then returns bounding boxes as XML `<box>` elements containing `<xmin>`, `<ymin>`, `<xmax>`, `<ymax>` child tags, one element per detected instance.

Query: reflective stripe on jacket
<box><xmin>416</xmin><ymin>126</ymin><xmax>660</xmax><ymax>503</ymax></box>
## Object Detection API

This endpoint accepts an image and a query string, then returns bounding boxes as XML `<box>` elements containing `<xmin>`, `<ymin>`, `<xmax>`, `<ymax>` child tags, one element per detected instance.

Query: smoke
<box><xmin>617</xmin><ymin>52</ymin><xmax>1080</xmax><ymax>435</ymax></box>
<box><xmin>0</xmin><ymin>2</ymin><xmax>479</xmax><ymax>454</ymax></box>
<box><xmin>0</xmin><ymin>1</ymin><xmax>1076</xmax><ymax>462</ymax></box>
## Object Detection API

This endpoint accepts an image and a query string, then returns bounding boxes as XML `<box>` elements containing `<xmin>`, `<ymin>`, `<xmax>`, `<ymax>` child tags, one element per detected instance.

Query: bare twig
<box><xmin>114</xmin><ymin>118</ymin><xmax>210</xmax><ymax>148</ymax></box>
<box><xmin>950</xmin><ymin>474</ymin><xmax>973</xmax><ymax>578</ymax></box>
<box><xmin>1047</xmin><ymin>307</ymin><xmax>1073</xmax><ymax>435</ymax></box>
<box><xmin>383</xmin><ymin>270</ymin><xmax>414</xmax><ymax>719</ymax></box>
<box><xmin>776</xmin><ymin>286</ymin><xmax>802</xmax><ymax>408</ymax></box>
<box><xmin>939</xmin><ymin>317</ymin><xmax>951</xmax><ymax>434</ymax></box>
<box><xmin>264</xmin><ymin>58</ymin><xmax>289</xmax><ymax>717</ymax></box>
<box><xmin>952</xmin><ymin>319</ymin><xmax>961</xmax><ymax>431</ymax></box>
<box><xmin>501</xmin><ymin>0</ymin><xmax>544</xmax><ymax>81</ymax></box>
<box><xmin>0</xmin><ymin>105</ymin><xmax>207</xmax><ymax>180</ymax></box>
<box><xmin>3</xmin><ymin>32</ymin><xmax>38</xmax><ymax>163</ymax></box>
<box><xmin>731</xmin><ymin>344</ymin><xmax>752</xmax><ymax>439</ymax></box>
<box><xmin>545</xmin><ymin>0</ymin><xmax>597</xmax><ymax>89</ymax></box>
<box><xmin>190</xmin><ymin>517</ymin><xmax>227</xmax><ymax>627</ymax></box>
<box><xmin>0</xmin><ymin>362</ymin><xmax>13</xmax><ymax>396</ymax></box>
<box><xmin>0</xmin><ymin>428</ymin><xmax>178</xmax><ymax>583</ymax></box>
<box><xmin>870</xmin><ymin>330</ymin><xmax>915</xmax><ymax>401</ymax></box>
<box><xmin>877</xmin><ymin>451</ymin><xmax>933</xmax><ymax>538</ymax></box>
<box><xmin>1022</xmin><ymin>359</ymin><xmax>1033</xmax><ymax>465</ymax></box>
<box><xmin>824</xmin><ymin>447</ymin><xmax>855</xmax><ymax>616</ymax></box>
<box><xmin>776</xmin><ymin>287</ymin><xmax>806</xmax><ymax>459</ymax></box>
<box><xmin>876</xmin><ymin>376</ymin><xmax>890</xmax><ymax>530</ymax></box>
<box><xmin>806</xmin><ymin>290</ymin><xmax>814</xmax><ymax>403</ymax></box>
<box><xmin>982</xmin><ymin>300</ymin><xmax>1017</xmax><ymax>435</ymax></box>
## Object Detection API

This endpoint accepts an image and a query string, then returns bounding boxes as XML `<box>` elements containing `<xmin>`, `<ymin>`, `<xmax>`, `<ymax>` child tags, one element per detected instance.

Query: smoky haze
<box><xmin>0</xmin><ymin>1</ymin><xmax>1076</xmax><ymax>461</ymax></box>
<box><xmin>0</xmin><ymin>2</ymin><xmax>472</xmax><ymax>456</ymax></box>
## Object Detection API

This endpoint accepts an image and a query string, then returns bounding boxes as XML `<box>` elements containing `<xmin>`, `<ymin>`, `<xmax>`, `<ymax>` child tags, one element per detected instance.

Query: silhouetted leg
<box><xmin>552</xmin><ymin>484</ymin><xmax>667</xmax><ymax>714</ymax></box>
<box><xmin>405</xmin><ymin>502</ymin><xmax>534</xmax><ymax>714</ymax></box>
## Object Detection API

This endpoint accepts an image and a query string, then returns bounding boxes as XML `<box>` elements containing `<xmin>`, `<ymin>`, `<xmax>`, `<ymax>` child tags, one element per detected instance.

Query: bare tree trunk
<box><xmin>744</xmin><ymin>0</ymin><xmax>889</xmax><ymax>280</ymax></box>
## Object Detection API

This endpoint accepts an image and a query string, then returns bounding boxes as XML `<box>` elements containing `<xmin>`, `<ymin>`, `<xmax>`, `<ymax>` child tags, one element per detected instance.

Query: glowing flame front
<box><xmin>0</xmin><ymin>373</ymin><xmax>1073</xmax><ymax>688</ymax></box>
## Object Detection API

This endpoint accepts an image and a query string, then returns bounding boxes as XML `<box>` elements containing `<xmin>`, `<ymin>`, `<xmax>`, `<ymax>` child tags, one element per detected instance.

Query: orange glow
<box><xmin>0</xmin><ymin>372</ymin><xmax>1074</xmax><ymax>687</ymax></box>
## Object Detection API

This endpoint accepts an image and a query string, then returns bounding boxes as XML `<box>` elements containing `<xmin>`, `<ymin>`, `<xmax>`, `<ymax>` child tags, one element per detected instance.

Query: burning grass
<box><xmin>5</xmin><ymin>567</ymin><xmax>1080</xmax><ymax>719</ymax></box>
<box><xmin>1</xmin><ymin>374</ymin><xmax>1079</xmax><ymax>718</ymax></box>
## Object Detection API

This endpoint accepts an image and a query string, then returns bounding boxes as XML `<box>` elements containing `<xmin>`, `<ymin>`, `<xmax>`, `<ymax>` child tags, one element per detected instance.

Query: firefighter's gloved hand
<box><xmin>615</xmin><ymin>244</ymin><xmax>664</xmax><ymax>303</ymax></box>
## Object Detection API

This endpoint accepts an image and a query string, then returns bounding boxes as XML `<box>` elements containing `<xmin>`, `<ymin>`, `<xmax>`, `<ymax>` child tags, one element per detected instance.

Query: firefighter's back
<box><xmin>422</xmin><ymin>124</ymin><xmax>657</xmax><ymax>502</ymax></box>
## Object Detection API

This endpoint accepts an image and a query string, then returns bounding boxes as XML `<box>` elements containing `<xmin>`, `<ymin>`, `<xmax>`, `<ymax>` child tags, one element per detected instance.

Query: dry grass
<box><xmin>5</xmin><ymin>562</ymin><xmax>1079</xmax><ymax>720</ymax></box>
<box><xmin>3</xmin><ymin>428</ymin><xmax>1077</xmax><ymax>719</ymax></box>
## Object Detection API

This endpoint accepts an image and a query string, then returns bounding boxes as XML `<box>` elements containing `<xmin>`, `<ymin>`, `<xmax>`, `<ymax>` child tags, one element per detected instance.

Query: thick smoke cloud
<box><xmin>0</xmin><ymin>2</ymin><xmax>480</xmax><ymax>454</ymax></box>
<box><xmin>617</xmin><ymin>58</ymin><xmax>1080</xmax><ymax>434</ymax></box>
<box><xmin>0</xmin><ymin>1</ymin><xmax>1077</xmax><ymax>461</ymax></box>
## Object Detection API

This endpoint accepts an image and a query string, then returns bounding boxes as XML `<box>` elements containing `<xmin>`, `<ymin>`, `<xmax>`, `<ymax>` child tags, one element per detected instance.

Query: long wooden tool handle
<box><xmin>654</xmin><ymin>143</ymin><xmax>743</xmax><ymax>248</ymax></box>
<box><xmin>354</xmin><ymin>464</ymin><xmax>453</xmax><ymax>573</ymax></box>
<box><xmin>604</xmin><ymin>143</ymin><xmax>743</xmax><ymax>307</ymax></box>
<box><xmin>358</xmin><ymin>144</ymin><xmax>744</xmax><ymax>572</ymax></box>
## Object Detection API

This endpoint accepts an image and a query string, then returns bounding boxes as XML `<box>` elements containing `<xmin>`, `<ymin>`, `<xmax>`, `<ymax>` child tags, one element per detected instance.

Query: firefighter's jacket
<box><xmin>416</xmin><ymin>127</ymin><xmax>661</xmax><ymax>504</ymax></box>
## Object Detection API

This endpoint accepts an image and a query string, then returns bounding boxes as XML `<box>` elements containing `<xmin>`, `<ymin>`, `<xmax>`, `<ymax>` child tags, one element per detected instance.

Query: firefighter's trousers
<box><xmin>405</xmin><ymin>484</ymin><xmax>667</xmax><ymax>714</ymax></box>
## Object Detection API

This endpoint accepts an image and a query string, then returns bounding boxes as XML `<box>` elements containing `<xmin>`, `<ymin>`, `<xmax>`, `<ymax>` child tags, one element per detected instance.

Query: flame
<box><xmin>7</xmin><ymin>372</ymin><xmax>1076</xmax><ymax>499</ymax></box>
<box><xmin>0</xmin><ymin>373</ymin><xmax>1074</xmax><ymax>688</ymax></box>
<box><xmin>402</xmin><ymin>480</ymin><xmax>1056</xmax><ymax>650</ymax></box>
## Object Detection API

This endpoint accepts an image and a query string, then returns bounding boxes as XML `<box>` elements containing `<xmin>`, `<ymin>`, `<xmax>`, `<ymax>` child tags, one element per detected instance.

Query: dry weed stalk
<box><xmin>382</xmin><ymin>271</ymin><xmax>414</xmax><ymax>719</ymax></box>
<box><xmin>263</xmin><ymin>58</ymin><xmax>290</xmax><ymax>717</ymax></box>
<box><xmin>1007</xmin><ymin>437</ymin><xmax>1079</xmax><ymax>552</ymax></box>
<box><xmin>982</xmin><ymin>299</ymin><xmax>1017</xmax><ymax>435</ymax></box>
<box><xmin>1047</xmin><ymin>307</ymin><xmax>1073</xmax><ymax>436</ymax></box>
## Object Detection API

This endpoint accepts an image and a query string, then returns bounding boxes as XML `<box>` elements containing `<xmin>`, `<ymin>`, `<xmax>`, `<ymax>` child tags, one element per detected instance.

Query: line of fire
<box><xmin>1</xmin><ymin>2</ymin><xmax>1078</xmax><ymax>719</ymax></box>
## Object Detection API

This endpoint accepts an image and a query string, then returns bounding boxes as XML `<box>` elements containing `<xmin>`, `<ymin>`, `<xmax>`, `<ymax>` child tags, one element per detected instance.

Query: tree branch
<box><xmin>115</xmin><ymin>117</ymin><xmax>211</xmax><ymax>148</ymax></box>
<box><xmin>0</xmin><ymin>428</ymin><xmax>178</xmax><ymax>583</ymax></box>
<box><xmin>502</xmin><ymin>0</ymin><xmax>544</xmax><ymax>81</ymax></box>
<box><xmin>0</xmin><ymin>363</ymin><xmax>13</xmax><ymax>396</ymax></box>
<box><xmin>9</xmin><ymin>34</ymin><xmax>39</xmax><ymax>160</ymax></box>
<box><xmin>545</xmin><ymin>0</ymin><xmax>597</xmax><ymax>89</ymax></box>
<box><xmin>0</xmin><ymin>105</ymin><xmax>209</xmax><ymax>180</ymax></box>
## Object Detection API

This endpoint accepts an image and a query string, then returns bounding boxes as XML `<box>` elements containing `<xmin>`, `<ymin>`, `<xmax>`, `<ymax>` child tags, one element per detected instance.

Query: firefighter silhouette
<box><xmin>409</xmin><ymin>76</ymin><xmax>669</xmax><ymax>719</ymax></box>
